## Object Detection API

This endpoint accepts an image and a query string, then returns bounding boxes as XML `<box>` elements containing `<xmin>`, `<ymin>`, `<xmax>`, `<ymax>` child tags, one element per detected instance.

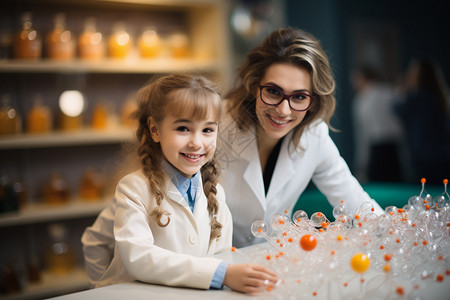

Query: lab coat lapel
<box><xmin>166</xmin><ymin>182</ymin><xmax>188</xmax><ymax>208</ymax></box>
<box><xmin>241</xmin><ymin>132</ymin><xmax>266</xmax><ymax>210</ymax></box>
<box><xmin>166</xmin><ymin>181</ymin><xmax>200</xmax><ymax>234</ymax></box>
<box><xmin>266</xmin><ymin>133</ymin><xmax>296</xmax><ymax>200</ymax></box>
<box><xmin>192</xmin><ymin>174</ymin><xmax>207</xmax><ymax>220</ymax></box>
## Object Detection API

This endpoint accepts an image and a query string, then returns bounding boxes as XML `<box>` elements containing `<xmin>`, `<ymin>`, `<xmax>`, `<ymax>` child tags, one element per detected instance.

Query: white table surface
<box><xmin>51</xmin><ymin>245</ymin><xmax>450</xmax><ymax>300</ymax></box>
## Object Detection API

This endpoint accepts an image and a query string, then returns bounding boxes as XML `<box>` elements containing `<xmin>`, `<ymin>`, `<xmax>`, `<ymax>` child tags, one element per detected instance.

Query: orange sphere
<box><xmin>300</xmin><ymin>234</ymin><xmax>317</xmax><ymax>251</ymax></box>
<box><xmin>351</xmin><ymin>253</ymin><xmax>370</xmax><ymax>273</ymax></box>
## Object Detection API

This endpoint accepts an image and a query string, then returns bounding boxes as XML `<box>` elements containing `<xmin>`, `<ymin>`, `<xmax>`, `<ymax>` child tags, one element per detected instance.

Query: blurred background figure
<box><xmin>351</xmin><ymin>65</ymin><xmax>404</xmax><ymax>183</ymax></box>
<box><xmin>394</xmin><ymin>58</ymin><xmax>450</xmax><ymax>184</ymax></box>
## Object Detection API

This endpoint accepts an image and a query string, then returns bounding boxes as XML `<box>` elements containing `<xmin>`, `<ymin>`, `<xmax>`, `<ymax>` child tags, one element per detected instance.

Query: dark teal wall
<box><xmin>285</xmin><ymin>0</ymin><xmax>450</xmax><ymax>171</ymax></box>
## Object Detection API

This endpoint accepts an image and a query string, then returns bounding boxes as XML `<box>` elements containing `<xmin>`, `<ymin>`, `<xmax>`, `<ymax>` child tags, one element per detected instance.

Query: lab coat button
<box><xmin>189</xmin><ymin>235</ymin><xmax>198</xmax><ymax>244</ymax></box>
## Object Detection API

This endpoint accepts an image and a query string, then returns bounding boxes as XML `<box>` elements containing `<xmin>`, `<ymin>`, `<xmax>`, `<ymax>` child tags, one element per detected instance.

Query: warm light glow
<box><xmin>59</xmin><ymin>90</ymin><xmax>85</xmax><ymax>117</ymax></box>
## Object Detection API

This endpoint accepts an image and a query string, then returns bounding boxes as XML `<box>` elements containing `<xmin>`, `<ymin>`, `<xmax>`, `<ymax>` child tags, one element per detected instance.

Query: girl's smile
<box><xmin>149</xmin><ymin>110</ymin><xmax>218</xmax><ymax>178</ymax></box>
<box><xmin>181</xmin><ymin>152</ymin><xmax>206</xmax><ymax>163</ymax></box>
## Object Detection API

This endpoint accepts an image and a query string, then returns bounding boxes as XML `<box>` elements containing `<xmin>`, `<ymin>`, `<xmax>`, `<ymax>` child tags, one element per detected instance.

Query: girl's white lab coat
<box><xmin>218</xmin><ymin>114</ymin><xmax>383</xmax><ymax>247</ymax></box>
<box><xmin>82</xmin><ymin>169</ymin><xmax>232</xmax><ymax>289</ymax></box>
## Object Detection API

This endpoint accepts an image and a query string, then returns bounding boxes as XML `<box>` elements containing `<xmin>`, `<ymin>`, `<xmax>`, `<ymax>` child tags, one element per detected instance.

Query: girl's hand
<box><xmin>223</xmin><ymin>264</ymin><xmax>278</xmax><ymax>293</ymax></box>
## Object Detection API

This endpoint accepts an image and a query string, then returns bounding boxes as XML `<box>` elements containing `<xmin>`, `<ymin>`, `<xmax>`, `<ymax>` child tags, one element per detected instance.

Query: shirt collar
<box><xmin>161</xmin><ymin>159</ymin><xmax>200</xmax><ymax>204</ymax></box>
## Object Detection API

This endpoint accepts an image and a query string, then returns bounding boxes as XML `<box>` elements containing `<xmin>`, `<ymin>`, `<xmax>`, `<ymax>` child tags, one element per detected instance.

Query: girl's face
<box><xmin>255</xmin><ymin>63</ymin><xmax>312</xmax><ymax>141</ymax></box>
<box><xmin>149</xmin><ymin>108</ymin><xmax>218</xmax><ymax>178</ymax></box>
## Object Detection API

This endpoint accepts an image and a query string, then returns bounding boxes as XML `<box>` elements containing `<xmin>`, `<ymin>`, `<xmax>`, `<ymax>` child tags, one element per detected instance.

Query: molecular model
<box><xmin>232</xmin><ymin>179</ymin><xmax>450</xmax><ymax>299</ymax></box>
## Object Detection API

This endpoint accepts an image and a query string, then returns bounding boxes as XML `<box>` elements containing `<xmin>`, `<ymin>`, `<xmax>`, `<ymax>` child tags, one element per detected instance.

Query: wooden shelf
<box><xmin>3</xmin><ymin>268</ymin><xmax>89</xmax><ymax>300</ymax></box>
<box><xmin>0</xmin><ymin>197</ymin><xmax>110</xmax><ymax>228</ymax></box>
<box><xmin>0</xmin><ymin>128</ymin><xmax>133</xmax><ymax>150</ymax></box>
<box><xmin>0</xmin><ymin>58</ymin><xmax>220</xmax><ymax>74</ymax></box>
<box><xmin>48</xmin><ymin>0</ymin><xmax>217</xmax><ymax>9</ymax></box>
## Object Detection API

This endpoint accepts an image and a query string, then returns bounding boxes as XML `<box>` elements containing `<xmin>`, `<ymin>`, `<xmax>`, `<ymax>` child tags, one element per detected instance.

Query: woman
<box><xmin>218</xmin><ymin>27</ymin><xmax>383</xmax><ymax>247</ymax></box>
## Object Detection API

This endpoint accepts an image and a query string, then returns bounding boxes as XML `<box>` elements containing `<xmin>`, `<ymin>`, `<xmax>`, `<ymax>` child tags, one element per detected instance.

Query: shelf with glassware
<box><xmin>0</xmin><ymin>0</ymin><xmax>230</xmax><ymax>85</ymax></box>
<box><xmin>0</xmin><ymin>196</ymin><xmax>111</xmax><ymax>228</ymax></box>
<box><xmin>0</xmin><ymin>0</ymin><xmax>230</xmax><ymax>298</ymax></box>
<box><xmin>0</xmin><ymin>58</ymin><xmax>221</xmax><ymax>74</ymax></box>
<box><xmin>0</xmin><ymin>127</ymin><xmax>133</xmax><ymax>150</ymax></box>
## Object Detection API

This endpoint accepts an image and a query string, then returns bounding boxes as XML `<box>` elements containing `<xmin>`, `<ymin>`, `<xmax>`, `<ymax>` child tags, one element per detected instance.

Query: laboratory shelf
<box><xmin>0</xmin><ymin>58</ymin><xmax>220</xmax><ymax>74</ymax></box>
<box><xmin>0</xmin><ymin>128</ymin><xmax>133</xmax><ymax>150</ymax></box>
<box><xmin>0</xmin><ymin>197</ymin><xmax>110</xmax><ymax>228</ymax></box>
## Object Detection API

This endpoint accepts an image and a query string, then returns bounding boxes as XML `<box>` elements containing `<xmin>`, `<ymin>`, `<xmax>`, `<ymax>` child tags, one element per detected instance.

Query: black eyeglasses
<box><xmin>259</xmin><ymin>85</ymin><xmax>314</xmax><ymax>111</ymax></box>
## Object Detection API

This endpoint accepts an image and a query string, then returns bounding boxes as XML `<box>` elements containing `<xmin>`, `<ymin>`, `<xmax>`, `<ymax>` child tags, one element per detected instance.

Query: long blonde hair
<box><xmin>134</xmin><ymin>74</ymin><xmax>223</xmax><ymax>243</ymax></box>
<box><xmin>226</xmin><ymin>27</ymin><xmax>337</xmax><ymax>148</ymax></box>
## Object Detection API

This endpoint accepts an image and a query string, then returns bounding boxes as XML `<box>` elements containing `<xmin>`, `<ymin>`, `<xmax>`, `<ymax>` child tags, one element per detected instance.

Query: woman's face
<box><xmin>255</xmin><ymin>63</ymin><xmax>312</xmax><ymax>141</ymax></box>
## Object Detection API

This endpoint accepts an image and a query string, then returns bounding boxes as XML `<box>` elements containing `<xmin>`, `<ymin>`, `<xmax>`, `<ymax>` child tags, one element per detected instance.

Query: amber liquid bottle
<box><xmin>0</xmin><ymin>94</ymin><xmax>20</xmax><ymax>135</ymax></box>
<box><xmin>26</xmin><ymin>97</ymin><xmax>51</xmax><ymax>133</ymax></box>
<box><xmin>80</xmin><ymin>168</ymin><xmax>104</xmax><ymax>201</ymax></box>
<box><xmin>45</xmin><ymin>223</ymin><xmax>76</xmax><ymax>275</ymax></box>
<box><xmin>138</xmin><ymin>27</ymin><xmax>161</xmax><ymax>58</ymax></box>
<box><xmin>43</xmin><ymin>173</ymin><xmax>69</xmax><ymax>205</ymax></box>
<box><xmin>168</xmin><ymin>32</ymin><xmax>189</xmax><ymax>58</ymax></box>
<box><xmin>91</xmin><ymin>103</ymin><xmax>108</xmax><ymax>130</ymax></box>
<box><xmin>108</xmin><ymin>22</ymin><xmax>131</xmax><ymax>59</ymax></box>
<box><xmin>13</xmin><ymin>12</ymin><xmax>42</xmax><ymax>59</ymax></box>
<box><xmin>46</xmin><ymin>13</ymin><xmax>75</xmax><ymax>60</ymax></box>
<box><xmin>78</xmin><ymin>17</ymin><xmax>104</xmax><ymax>60</ymax></box>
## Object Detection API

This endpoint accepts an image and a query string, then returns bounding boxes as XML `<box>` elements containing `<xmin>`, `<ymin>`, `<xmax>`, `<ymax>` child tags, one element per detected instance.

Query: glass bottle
<box><xmin>46</xmin><ymin>13</ymin><xmax>75</xmax><ymax>60</ymax></box>
<box><xmin>138</xmin><ymin>27</ymin><xmax>161</xmax><ymax>58</ymax></box>
<box><xmin>108</xmin><ymin>22</ymin><xmax>131</xmax><ymax>59</ymax></box>
<box><xmin>45</xmin><ymin>223</ymin><xmax>76</xmax><ymax>275</ymax></box>
<box><xmin>78</xmin><ymin>17</ymin><xmax>104</xmax><ymax>60</ymax></box>
<box><xmin>0</xmin><ymin>94</ymin><xmax>20</xmax><ymax>135</ymax></box>
<box><xmin>0</xmin><ymin>175</ymin><xmax>24</xmax><ymax>213</ymax></box>
<box><xmin>43</xmin><ymin>173</ymin><xmax>69</xmax><ymax>205</ymax></box>
<box><xmin>91</xmin><ymin>102</ymin><xmax>108</xmax><ymax>130</ymax></box>
<box><xmin>26</xmin><ymin>96</ymin><xmax>51</xmax><ymax>133</ymax></box>
<box><xmin>80</xmin><ymin>168</ymin><xmax>104</xmax><ymax>201</ymax></box>
<box><xmin>168</xmin><ymin>32</ymin><xmax>189</xmax><ymax>58</ymax></box>
<box><xmin>58</xmin><ymin>90</ymin><xmax>84</xmax><ymax>131</ymax></box>
<box><xmin>13</xmin><ymin>12</ymin><xmax>42</xmax><ymax>59</ymax></box>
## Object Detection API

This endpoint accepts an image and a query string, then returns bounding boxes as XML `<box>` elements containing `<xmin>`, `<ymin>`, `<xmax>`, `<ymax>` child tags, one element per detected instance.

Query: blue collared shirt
<box><xmin>161</xmin><ymin>160</ymin><xmax>199</xmax><ymax>212</ymax></box>
<box><xmin>160</xmin><ymin>160</ymin><xmax>228</xmax><ymax>289</ymax></box>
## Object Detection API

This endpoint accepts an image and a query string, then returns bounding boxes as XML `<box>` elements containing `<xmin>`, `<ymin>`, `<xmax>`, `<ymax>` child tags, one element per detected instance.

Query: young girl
<box><xmin>81</xmin><ymin>74</ymin><xmax>278</xmax><ymax>293</ymax></box>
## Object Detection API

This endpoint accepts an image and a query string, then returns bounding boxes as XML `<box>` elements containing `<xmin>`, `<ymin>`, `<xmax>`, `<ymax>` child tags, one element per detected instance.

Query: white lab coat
<box><xmin>217</xmin><ymin>113</ymin><xmax>383</xmax><ymax>247</ymax></box>
<box><xmin>82</xmin><ymin>169</ymin><xmax>232</xmax><ymax>289</ymax></box>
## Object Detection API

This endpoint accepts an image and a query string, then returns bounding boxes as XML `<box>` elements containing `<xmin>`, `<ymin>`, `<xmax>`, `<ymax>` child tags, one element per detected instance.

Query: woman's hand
<box><xmin>223</xmin><ymin>263</ymin><xmax>278</xmax><ymax>293</ymax></box>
